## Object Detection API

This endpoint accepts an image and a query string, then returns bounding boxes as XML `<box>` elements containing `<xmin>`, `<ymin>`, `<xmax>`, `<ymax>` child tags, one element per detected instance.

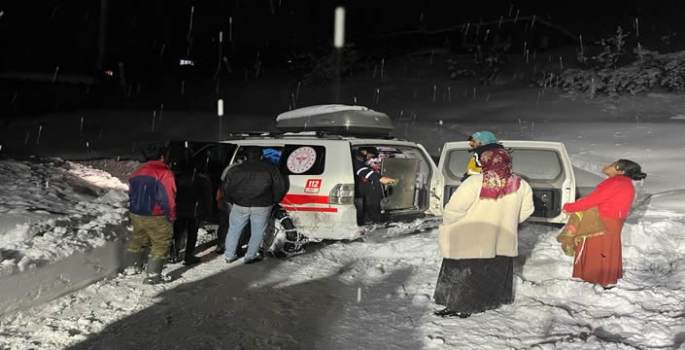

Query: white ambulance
<box><xmin>167</xmin><ymin>105</ymin><xmax>576</xmax><ymax>256</ymax></box>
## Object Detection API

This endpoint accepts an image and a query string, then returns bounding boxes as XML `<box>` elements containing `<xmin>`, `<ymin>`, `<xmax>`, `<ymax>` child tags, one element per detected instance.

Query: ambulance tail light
<box><xmin>329</xmin><ymin>184</ymin><xmax>355</xmax><ymax>204</ymax></box>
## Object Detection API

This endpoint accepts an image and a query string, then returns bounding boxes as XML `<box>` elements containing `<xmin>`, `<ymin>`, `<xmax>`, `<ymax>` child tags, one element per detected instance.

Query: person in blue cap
<box><xmin>461</xmin><ymin>131</ymin><xmax>505</xmax><ymax>182</ymax></box>
<box><xmin>262</xmin><ymin>148</ymin><xmax>282</xmax><ymax>165</ymax></box>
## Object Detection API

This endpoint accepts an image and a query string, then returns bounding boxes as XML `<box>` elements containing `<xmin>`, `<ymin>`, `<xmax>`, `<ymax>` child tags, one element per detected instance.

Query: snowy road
<box><xmin>1</xmin><ymin>210</ymin><xmax>684</xmax><ymax>349</ymax></box>
<box><xmin>2</xmin><ymin>229</ymin><xmax>437</xmax><ymax>350</ymax></box>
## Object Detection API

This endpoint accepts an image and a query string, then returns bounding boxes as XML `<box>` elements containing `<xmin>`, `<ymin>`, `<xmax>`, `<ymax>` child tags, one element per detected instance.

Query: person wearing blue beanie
<box><xmin>469</xmin><ymin>131</ymin><xmax>499</xmax><ymax>144</ymax></box>
<box><xmin>462</xmin><ymin>131</ymin><xmax>504</xmax><ymax>181</ymax></box>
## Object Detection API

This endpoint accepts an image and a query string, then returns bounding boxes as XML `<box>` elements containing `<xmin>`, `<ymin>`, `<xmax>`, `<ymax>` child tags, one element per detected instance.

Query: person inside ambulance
<box><xmin>352</xmin><ymin>148</ymin><xmax>396</xmax><ymax>224</ymax></box>
<box><xmin>358</xmin><ymin>147</ymin><xmax>382</xmax><ymax>171</ymax></box>
<box><xmin>262</xmin><ymin>148</ymin><xmax>282</xmax><ymax>166</ymax></box>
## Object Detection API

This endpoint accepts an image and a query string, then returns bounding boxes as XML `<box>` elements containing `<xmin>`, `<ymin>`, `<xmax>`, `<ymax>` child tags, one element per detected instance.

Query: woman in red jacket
<box><xmin>563</xmin><ymin>159</ymin><xmax>647</xmax><ymax>289</ymax></box>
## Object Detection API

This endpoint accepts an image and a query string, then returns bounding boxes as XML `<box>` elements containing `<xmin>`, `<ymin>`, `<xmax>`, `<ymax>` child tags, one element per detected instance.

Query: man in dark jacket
<box><xmin>223</xmin><ymin>147</ymin><xmax>287</xmax><ymax>264</ymax></box>
<box><xmin>125</xmin><ymin>143</ymin><xmax>177</xmax><ymax>285</ymax></box>
<box><xmin>214</xmin><ymin>151</ymin><xmax>246</xmax><ymax>254</ymax></box>
<box><xmin>352</xmin><ymin>148</ymin><xmax>395</xmax><ymax>224</ymax></box>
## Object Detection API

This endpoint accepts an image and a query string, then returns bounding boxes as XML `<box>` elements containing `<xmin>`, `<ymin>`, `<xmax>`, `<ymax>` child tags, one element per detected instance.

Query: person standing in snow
<box><xmin>461</xmin><ymin>131</ymin><xmax>505</xmax><ymax>182</ymax></box>
<box><xmin>124</xmin><ymin>143</ymin><xmax>177</xmax><ymax>285</ymax></box>
<box><xmin>170</xmin><ymin>169</ymin><xmax>213</xmax><ymax>266</ymax></box>
<box><xmin>434</xmin><ymin>148</ymin><xmax>534</xmax><ymax>318</ymax></box>
<box><xmin>562</xmin><ymin>159</ymin><xmax>646</xmax><ymax>290</ymax></box>
<box><xmin>214</xmin><ymin>151</ymin><xmax>247</xmax><ymax>254</ymax></box>
<box><xmin>222</xmin><ymin>147</ymin><xmax>287</xmax><ymax>264</ymax></box>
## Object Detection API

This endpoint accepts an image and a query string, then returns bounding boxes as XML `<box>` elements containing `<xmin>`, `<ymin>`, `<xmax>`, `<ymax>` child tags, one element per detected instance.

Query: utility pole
<box><xmin>333</xmin><ymin>6</ymin><xmax>345</xmax><ymax>103</ymax></box>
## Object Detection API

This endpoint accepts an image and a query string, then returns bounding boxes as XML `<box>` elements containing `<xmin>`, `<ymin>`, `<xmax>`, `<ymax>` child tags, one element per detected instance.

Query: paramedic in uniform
<box><xmin>352</xmin><ymin>149</ymin><xmax>395</xmax><ymax>224</ymax></box>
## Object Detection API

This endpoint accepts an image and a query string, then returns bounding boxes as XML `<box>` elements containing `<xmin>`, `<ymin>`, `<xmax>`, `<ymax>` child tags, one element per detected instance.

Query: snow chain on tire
<box><xmin>272</xmin><ymin>207</ymin><xmax>307</xmax><ymax>256</ymax></box>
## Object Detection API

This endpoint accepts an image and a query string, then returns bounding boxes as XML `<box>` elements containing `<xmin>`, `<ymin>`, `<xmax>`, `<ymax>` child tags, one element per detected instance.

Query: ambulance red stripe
<box><xmin>280</xmin><ymin>194</ymin><xmax>339</xmax><ymax>212</ymax></box>
<box><xmin>280</xmin><ymin>206</ymin><xmax>338</xmax><ymax>213</ymax></box>
<box><xmin>281</xmin><ymin>194</ymin><xmax>330</xmax><ymax>205</ymax></box>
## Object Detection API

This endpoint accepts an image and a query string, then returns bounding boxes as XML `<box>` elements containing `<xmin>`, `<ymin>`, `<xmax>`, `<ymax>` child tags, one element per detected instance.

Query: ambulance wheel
<box><xmin>279</xmin><ymin>217</ymin><xmax>299</xmax><ymax>252</ymax></box>
<box><xmin>267</xmin><ymin>206</ymin><xmax>305</xmax><ymax>257</ymax></box>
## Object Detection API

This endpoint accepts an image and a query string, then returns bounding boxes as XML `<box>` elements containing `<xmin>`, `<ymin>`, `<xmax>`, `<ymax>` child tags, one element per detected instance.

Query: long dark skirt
<box><xmin>433</xmin><ymin>255</ymin><xmax>514</xmax><ymax>314</ymax></box>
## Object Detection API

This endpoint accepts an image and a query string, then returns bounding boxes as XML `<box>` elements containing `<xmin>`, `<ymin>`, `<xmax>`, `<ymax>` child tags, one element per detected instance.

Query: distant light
<box><xmin>334</xmin><ymin>7</ymin><xmax>345</xmax><ymax>49</ymax></box>
<box><xmin>104</xmin><ymin>70</ymin><xmax>114</xmax><ymax>76</ymax></box>
<box><xmin>179</xmin><ymin>59</ymin><xmax>195</xmax><ymax>66</ymax></box>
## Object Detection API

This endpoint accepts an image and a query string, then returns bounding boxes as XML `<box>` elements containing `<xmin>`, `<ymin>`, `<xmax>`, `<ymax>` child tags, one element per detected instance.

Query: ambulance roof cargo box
<box><xmin>275</xmin><ymin>104</ymin><xmax>395</xmax><ymax>136</ymax></box>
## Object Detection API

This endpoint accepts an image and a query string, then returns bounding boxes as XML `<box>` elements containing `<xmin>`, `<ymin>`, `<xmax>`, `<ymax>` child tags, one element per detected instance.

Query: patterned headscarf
<box><xmin>479</xmin><ymin>148</ymin><xmax>521</xmax><ymax>199</ymax></box>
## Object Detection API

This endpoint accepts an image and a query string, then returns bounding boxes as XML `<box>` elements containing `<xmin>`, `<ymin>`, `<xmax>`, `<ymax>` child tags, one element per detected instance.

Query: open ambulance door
<box><xmin>166</xmin><ymin>140</ymin><xmax>238</xmax><ymax>220</ymax></box>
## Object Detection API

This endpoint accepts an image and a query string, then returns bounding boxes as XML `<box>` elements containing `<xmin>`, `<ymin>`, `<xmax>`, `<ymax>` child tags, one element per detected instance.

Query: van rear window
<box><xmin>278</xmin><ymin>145</ymin><xmax>326</xmax><ymax>175</ymax></box>
<box><xmin>445</xmin><ymin>148</ymin><xmax>562</xmax><ymax>181</ymax></box>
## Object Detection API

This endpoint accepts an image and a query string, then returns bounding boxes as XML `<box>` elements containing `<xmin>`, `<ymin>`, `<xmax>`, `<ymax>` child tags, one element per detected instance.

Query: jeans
<box><xmin>224</xmin><ymin>205</ymin><xmax>272</xmax><ymax>260</ymax></box>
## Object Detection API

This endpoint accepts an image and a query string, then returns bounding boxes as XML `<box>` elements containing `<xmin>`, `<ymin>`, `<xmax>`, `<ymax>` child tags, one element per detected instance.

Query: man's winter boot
<box><xmin>142</xmin><ymin>257</ymin><xmax>166</xmax><ymax>285</ymax></box>
<box><xmin>122</xmin><ymin>251</ymin><xmax>145</xmax><ymax>276</ymax></box>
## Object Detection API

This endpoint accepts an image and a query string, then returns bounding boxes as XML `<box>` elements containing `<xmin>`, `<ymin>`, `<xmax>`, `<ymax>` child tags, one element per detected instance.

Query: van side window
<box><xmin>278</xmin><ymin>145</ymin><xmax>326</xmax><ymax>175</ymax></box>
<box><xmin>232</xmin><ymin>146</ymin><xmax>283</xmax><ymax>166</ymax></box>
<box><xmin>167</xmin><ymin>141</ymin><xmax>235</xmax><ymax>175</ymax></box>
<box><xmin>192</xmin><ymin>144</ymin><xmax>235</xmax><ymax>174</ymax></box>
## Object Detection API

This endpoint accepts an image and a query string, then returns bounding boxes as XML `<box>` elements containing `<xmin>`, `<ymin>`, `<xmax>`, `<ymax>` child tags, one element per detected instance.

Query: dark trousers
<box><xmin>172</xmin><ymin>217</ymin><xmax>200</xmax><ymax>262</ymax></box>
<box><xmin>434</xmin><ymin>256</ymin><xmax>514</xmax><ymax>314</ymax></box>
<box><xmin>359</xmin><ymin>181</ymin><xmax>384</xmax><ymax>223</ymax></box>
<box><xmin>216</xmin><ymin>204</ymin><xmax>231</xmax><ymax>249</ymax></box>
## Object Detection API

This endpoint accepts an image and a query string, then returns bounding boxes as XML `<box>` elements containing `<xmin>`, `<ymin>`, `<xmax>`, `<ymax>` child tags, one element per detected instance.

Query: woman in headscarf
<box><xmin>562</xmin><ymin>159</ymin><xmax>646</xmax><ymax>289</ymax></box>
<box><xmin>434</xmin><ymin>148</ymin><xmax>535</xmax><ymax>318</ymax></box>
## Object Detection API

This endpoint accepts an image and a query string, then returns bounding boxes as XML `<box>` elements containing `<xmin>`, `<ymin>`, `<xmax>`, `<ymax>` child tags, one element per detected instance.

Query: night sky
<box><xmin>1</xmin><ymin>0</ymin><xmax>683</xmax><ymax>76</ymax></box>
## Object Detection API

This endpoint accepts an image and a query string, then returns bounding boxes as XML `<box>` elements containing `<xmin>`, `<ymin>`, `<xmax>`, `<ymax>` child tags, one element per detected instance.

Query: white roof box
<box><xmin>276</xmin><ymin>104</ymin><xmax>394</xmax><ymax>136</ymax></box>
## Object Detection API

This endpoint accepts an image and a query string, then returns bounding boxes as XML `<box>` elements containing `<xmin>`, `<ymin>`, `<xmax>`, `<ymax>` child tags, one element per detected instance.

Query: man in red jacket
<box><xmin>124</xmin><ymin>143</ymin><xmax>177</xmax><ymax>285</ymax></box>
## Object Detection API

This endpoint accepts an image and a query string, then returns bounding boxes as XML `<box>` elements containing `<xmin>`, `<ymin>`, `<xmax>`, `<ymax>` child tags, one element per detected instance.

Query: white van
<box><xmin>438</xmin><ymin>140</ymin><xmax>576</xmax><ymax>223</ymax></box>
<box><xmin>167</xmin><ymin>105</ymin><xmax>576</xmax><ymax>256</ymax></box>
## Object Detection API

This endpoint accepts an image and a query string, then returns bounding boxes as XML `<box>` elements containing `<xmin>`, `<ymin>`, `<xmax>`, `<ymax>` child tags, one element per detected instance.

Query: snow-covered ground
<box><xmin>0</xmin><ymin>159</ymin><xmax>129</xmax><ymax>278</ymax></box>
<box><xmin>1</xmin><ymin>84</ymin><xmax>685</xmax><ymax>349</ymax></box>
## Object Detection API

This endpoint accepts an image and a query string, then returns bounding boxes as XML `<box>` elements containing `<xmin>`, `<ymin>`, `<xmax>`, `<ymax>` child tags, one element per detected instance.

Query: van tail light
<box><xmin>329</xmin><ymin>184</ymin><xmax>355</xmax><ymax>204</ymax></box>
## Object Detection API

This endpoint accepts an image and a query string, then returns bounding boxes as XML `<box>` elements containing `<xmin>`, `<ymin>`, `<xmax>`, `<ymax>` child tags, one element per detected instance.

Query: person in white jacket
<box><xmin>434</xmin><ymin>147</ymin><xmax>534</xmax><ymax>318</ymax></box>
